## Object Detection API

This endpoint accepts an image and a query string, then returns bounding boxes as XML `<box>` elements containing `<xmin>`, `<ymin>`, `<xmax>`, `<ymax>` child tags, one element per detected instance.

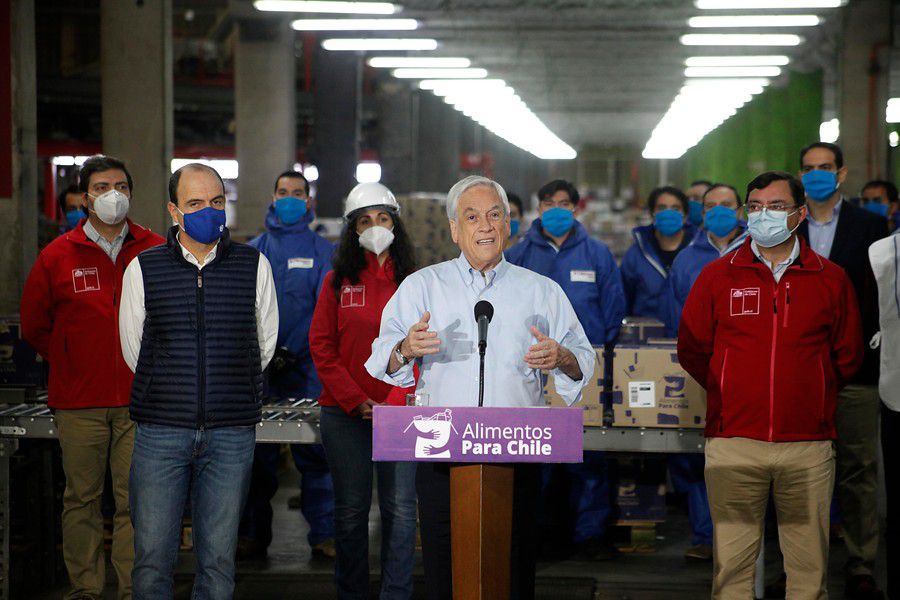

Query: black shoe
<box><xmin>235</xmin><ymin>537</ymin><xmax>268</xmax><ymax>561</ymax></box>
<box><xmin>845</xmin><ymin>574</ymin><xmax>884</xmax><ymax>600</ymax></box>
<box><xmin>764</xmin><ymin>572</ymin><xmax>786</xmax><ymax>599</ymax></box>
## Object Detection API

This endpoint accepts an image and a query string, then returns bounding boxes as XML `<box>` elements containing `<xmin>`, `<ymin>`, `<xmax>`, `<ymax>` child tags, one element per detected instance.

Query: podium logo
<box><xmin>403</xmin><ymin>409</ymin><xmax>458</xmax><ymax>459</ymax></box>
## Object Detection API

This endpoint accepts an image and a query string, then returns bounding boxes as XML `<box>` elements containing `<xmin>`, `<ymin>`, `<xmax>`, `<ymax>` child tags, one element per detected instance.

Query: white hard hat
<box><xmin>343</xmin><ymin>182</ymin><xmax>400</xmax><ymax>218</ymax></box>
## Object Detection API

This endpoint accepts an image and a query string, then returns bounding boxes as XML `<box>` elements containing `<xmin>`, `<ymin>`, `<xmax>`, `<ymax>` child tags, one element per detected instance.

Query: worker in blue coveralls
<box><xmin>620</xmin><ymin>186</ymin><xmax>696</xmax><ymax>323</ymax></box>
<box><xmin>506</xmin><ymin>179</ymin><xmax>626</xmax><ymax>560</ymax></box>
<box><xmin>663</xmin><ymin>182</ymin><xmax>748</xmax><ymax>563</ymax></box>
<box><xmin>238</xmin><ymin>170</ymin><xmax>337</xmax><ymax>560</ymax></box>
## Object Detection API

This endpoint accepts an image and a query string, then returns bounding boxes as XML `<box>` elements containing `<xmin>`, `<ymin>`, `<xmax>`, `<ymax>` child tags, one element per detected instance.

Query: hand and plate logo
<box><xmin>403</xmin><ymin>409</ymin><xmax>458</xmax><ymax>459</ymax></box>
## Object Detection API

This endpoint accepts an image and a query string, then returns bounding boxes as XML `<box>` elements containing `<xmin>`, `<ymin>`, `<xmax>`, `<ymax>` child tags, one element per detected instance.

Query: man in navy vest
<box><xmin>119</xmin><ymin>163</ymin><xmax>279</xmax><ymax>599</ymax></box>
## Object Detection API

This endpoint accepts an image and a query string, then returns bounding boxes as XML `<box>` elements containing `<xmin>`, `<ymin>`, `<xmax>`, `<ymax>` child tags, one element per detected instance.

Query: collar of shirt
<box><xmin>750</xmin><ymin>236</ymin><xmax>800</xmax><ymax>274</ymax></box>
<box><xmin>83</xmin><ymin>219</ymin><xmax>129</xmax><ymax>245</ymax></box>
<box><xmin>453</xmin><ymin>252</ymin><xmax>509</xmax><ymax>292</ymax></box>
<box><xmin>808</xmin><ymin>197</ymin><xmax>843</xmax><ymax>228</ymax></box>
<box><xmin>177</xmin><ymin>231</ymin><xmax>219</xmax><ymax>269</ymax></box>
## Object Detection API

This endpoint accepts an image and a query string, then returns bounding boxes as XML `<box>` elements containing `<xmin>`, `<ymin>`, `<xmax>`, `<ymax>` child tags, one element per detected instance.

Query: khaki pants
<box><xmin>835</xmin><ymin>384</ymin><xmax>881</xmax><ymax>577</ymax></box>
<box><xmin>705</xmin><ymin>437</ymin><xmax>835</xmax><ymax>600</ymax></box>
<box><xmin>56</xmin><ymin>407</ymin><xmax>135</xmax><ymax>600</ymax></box>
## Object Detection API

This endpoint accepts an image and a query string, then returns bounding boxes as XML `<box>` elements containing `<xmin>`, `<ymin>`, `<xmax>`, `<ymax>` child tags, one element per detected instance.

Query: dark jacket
<box><xmin>798</xmin><ymin>200</ymin><xmax>888</xmax><ymax>385</ymax></box>
<box><xmin>130</xmin><ymin>227</ymin><xmax>263</xmax><ymax>429</ymax></box>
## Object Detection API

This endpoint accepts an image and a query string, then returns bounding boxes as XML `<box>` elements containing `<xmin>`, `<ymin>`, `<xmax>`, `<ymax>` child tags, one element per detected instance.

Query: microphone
<box><xmin>474</xmin><ymin>300</ymin><xmax>494</xmax><ymax>408</ymax></box>
<box><xmin>474</xmin><ymin>300</ymin><xmax>494</xmax><ymax>355</ymax></box>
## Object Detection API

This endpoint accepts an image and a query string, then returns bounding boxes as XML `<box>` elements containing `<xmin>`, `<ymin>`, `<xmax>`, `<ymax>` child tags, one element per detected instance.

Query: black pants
<box><xmin>883</xmin><ymin>404</ymin><xmax>899</xmax><ymax>600</ymax></box>
<box><xmin>416</xmin><ymin>462</ymin><xmax>541</xmax><ymax>600</ymax></box>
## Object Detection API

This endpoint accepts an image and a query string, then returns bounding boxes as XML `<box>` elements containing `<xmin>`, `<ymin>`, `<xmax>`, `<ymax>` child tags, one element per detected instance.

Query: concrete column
<box><xmin>101</xmin><ymin>0</ymin><xmax>173</xmax><ymax>236</ymax></box>
<box><xmin>376</xmin><ymin>80</ymin><xmax>414</xmax><ymax>194</ymax></box>
<box><xmin>0</xmin><ymin>0</ymin><xmax>37</xmax><ymax>313</ymax></box>
<box><xmin>234</xmin><ymin>18</ymin><xmax>296</xmax><ymax>237</ymax></box>
<box><xmin>837</xmin><ymin>0</ymin><xmax>892</xmax><ymax>191</ymax></box>
<box><xmin>416</xmin><ymin>91</ymin><xmax>460</xmax><ymax>193</ymax></box>
<box><xmin>313</xmin><ymin>46</ymin><xmax>360</xmax><ymax>218</ymax></box>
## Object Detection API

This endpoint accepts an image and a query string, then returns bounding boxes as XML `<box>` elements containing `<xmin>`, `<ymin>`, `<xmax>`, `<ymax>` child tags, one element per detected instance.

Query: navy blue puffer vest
<box><xmin>130</xmin><ymin>227</ymin><xmax>263</xmax><ymax>428</ymax></box>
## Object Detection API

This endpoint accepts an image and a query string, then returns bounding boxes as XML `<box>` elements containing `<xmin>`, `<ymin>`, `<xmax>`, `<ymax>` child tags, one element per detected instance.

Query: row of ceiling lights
<box><xmin>642</xmin><ymin>0</ymin><xmax>847</xmax><ymax>159</ymax></box>
<box><xmin>254</xmin><ymin>0</ymin><xmax>577</xmax><ymax>160</ymax></box>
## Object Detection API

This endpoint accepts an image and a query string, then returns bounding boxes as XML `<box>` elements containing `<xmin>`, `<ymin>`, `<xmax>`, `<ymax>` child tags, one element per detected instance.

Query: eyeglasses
<box><xmin>746</xmin><ymin>201</ymin><xmax>797</xmax><ymax>213</ymax></box>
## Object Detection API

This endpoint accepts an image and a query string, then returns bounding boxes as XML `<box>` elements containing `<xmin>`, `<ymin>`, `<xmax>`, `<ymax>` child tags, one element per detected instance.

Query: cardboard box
<box><xmin>543</xmin><ymin>347</ymin><xmax>604</xmax><ymax>426</ymax></box>
<box><xmin>611</xmin><ymin>342</ymin><xmax>706</xmax><ymax>428</ymax></box>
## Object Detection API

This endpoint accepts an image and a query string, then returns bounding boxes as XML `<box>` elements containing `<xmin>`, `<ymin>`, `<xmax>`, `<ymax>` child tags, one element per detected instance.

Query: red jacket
<box><xmin>20</xmin><ymin>220</ymin><xmax>164</xmax><ymax>410</ymax></box>
<box><xmin>677</xmin><ymin>237</ymin><xmax>863</xmax><ymax>442</ymax></box>
<box><xmin>309</xmin><ymin>253</ymin><xmax>413</xmax><ymax>414</ymax></box>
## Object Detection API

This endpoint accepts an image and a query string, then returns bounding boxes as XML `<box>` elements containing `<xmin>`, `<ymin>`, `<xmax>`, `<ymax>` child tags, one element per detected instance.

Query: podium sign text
<box><xmin>372</xmin><ymin>406</ymin><xmax>583</xmax><ymax>463</ymax></box>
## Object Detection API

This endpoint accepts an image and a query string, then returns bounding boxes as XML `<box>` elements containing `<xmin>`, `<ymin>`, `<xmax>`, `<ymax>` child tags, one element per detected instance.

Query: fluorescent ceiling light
<box><xmin>292</xmin><ymin>18</ymin><xmax>416</xmax><ymax>30</ymax></box>
<box><xmin>887</xmin><ymin>98</ymin><xmax>900</xmax><ymax>123</ymax></box>
<box><xmin>890</xmin><ymin>131</ymin><xmax>899</xmax><ymax>148</ymax></box>
<box><xmin>255</xmin><ymin>0</ymin><xmax>398</xmax><ymax>14</ymax></box>
<box><xmin>685</xmin><ymin>66</ymin><xmax>782</xmax><ymax>77</ymax></box>
<box><xmin>695</xmin><ymin>0</ymin><xmax>843</xmax><ymax>7</ymax></box>
<box><xmin>685</xmin><ymin>55</ymin><xmax>789</xmax><ymax>67</ymax></box>
<box><xmin>683</xmin><ymin>77</ymin><xmax>770</xmax><ymax>88</ymax></box>
<box><xmin>392</xmin><ymin>67</ymin><xmax>487</xmax><ymax>79</ymax></box>
<box><xmin>171</xmin><ymin>158</ymin><xmax>239</xmax><ymax>180</ymax></box>
<box><xmin>356</xmin><ymin>162</ymin><xmax>382</xmax><ymax>183</ymax></box>
<box><xmin>420</xmin><ymin>82</ymin><xmax>574</xmax><ymax>159</ymax></box>
<box><xmin>368</xmin><ymin>56</ymin><xmax>470</xmax><ymax>68</ymax></box>
<box><xmin>689</xmin><ymin>15</ymin><xmax>821</xmax><ymax>28</ymax></box>
<box><xmin>321</xmin><ymin>38</ymin><xmax>437</xmax><ymax>51</ymax></box>
<box><xmin>642</xmin><ymin>79</ymin><xmax>772</xmax><ymax>159</ymax></box>
<box><xmin>681</xmin><ymin>34</ymin><xmax>803</xmax><ymax>46</ymax></box>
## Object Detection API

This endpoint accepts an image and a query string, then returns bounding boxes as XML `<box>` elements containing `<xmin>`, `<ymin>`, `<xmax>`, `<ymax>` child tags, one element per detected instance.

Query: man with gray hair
<box><xmin>366</xmin><ymin>175</ymin><xmax>595</xmax><ymax>600</ymax></box>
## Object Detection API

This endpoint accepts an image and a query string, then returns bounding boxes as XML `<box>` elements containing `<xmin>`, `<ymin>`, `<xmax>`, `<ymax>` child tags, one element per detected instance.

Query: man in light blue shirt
<box><xmin>365</xmin><ymin>175</ymin><xmax>594</xmax><ymax>600</ymax></box>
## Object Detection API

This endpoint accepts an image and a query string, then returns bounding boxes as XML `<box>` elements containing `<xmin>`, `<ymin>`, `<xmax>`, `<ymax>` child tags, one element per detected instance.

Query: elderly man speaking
<box><xmin>366</xmin><ymin>175</ymin><xmax>595</xmax><ymax>600</ymax></box>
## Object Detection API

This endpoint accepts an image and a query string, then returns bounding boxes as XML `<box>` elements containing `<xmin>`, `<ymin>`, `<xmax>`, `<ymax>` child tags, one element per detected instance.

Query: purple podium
<box><xmin>373</xmin><ymin>406</ymin><xmax>583</xmax><ymax>600</ymax></box>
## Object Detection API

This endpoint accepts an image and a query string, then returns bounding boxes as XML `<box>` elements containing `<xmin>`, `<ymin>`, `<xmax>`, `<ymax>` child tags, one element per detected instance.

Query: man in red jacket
<box><xmin>678</xmin><ymin>171</ymin><xmax>863</xmax><ymax>599</ymax></box>
<box><xmin>20</xmin><ymin>155</ymin><xmax>164</xmax><ymax>600</ymax></box>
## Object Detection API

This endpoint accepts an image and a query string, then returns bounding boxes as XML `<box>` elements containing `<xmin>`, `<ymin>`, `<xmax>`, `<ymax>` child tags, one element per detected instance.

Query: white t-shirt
<box><xmin>869</xmin><ymin>233</ymin><xmax>900</xmax><ymax>411</ymax></box>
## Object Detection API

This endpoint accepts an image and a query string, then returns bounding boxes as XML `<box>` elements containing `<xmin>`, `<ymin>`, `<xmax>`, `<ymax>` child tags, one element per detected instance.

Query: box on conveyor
<box><xmin>611</xmin><ymin>342</ymin><xmax>706</xmax><ymax>428</ymax></box>
<box><xmin>543</xmin><ymin>346</ymin><xmax>604</xmax><ymax>426</ymax></box>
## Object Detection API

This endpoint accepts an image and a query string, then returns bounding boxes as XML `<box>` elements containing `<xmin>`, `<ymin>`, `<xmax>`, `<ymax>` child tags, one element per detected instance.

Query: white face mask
<box><xmin>88</xmin><ymin>189</ymin><xmax>130</xmax><ymax>225</ymax></box>
<box><xmin>358</xmin><ymin>225</ymin><xmax>395</xmax><ymax>255</ymax></box>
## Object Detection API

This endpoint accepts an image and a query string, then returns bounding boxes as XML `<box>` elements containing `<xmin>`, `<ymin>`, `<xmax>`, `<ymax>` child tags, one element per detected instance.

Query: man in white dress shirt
<box><xmin>118</xmin><ymin>163</ymin><xmax>278</xmax><ymax>600</ymax></box>
<box><xmin>366</xmin><ymin>175</ymin><xmax>594</xmax><ymax>600</ymax></box>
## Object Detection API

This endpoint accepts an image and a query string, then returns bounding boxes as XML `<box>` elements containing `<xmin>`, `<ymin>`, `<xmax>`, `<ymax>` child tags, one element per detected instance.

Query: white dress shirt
<box><xmin>83</xmin><ymin>220</ymin><xmax>129</xmax><ymax>263</ymax></box>
<box><xmin>751</xmin><ymin>237</ymin><xmax>800</xmax><ymax>284</ymax></box>
<box><xmin>364</xmin><ymin>253</ymin><xmax>595</xmax><ymax>407</ymax></box>
<box><xmin>119</xmin><ymin>234</ymin><xmax>279</xmax><ymax>373</ymax></box>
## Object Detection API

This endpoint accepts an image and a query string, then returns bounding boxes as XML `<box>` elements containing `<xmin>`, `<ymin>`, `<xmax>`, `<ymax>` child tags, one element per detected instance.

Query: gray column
<box><xmin>0</xmin><ymin>0</ymin><xmax>37</xmax><ymax>313</ymax></box>
<box><xmin>313</xmin><ymin>46</ymin><xmax>360</xmax><ymax>218</ymax></box>
<box><xmin>101</xmin><ymin>0</ymin><xmax>173</xmax><ymax>236</ymax></box>
<box><xmin>234</xmin><ymin>18</ymin><xmax>296</xmax><ymax>237</ymax></box>
<box><xmin>376</xmin><ymin>80</ymin><xmax>414</xmax><ymax>194</ymax></box>
<box><xmin>416</xmin><ymin>91</ymin><xmax>460</xmax><ymax>193</ymax></box>
<box><xmin>838</xmin><ymin>0</ymin><xmax>891</xmax><ymax>191</ymax></box>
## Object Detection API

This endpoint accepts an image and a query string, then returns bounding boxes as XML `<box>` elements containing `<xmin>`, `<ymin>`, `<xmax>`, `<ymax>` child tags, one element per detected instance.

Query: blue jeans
<box><xmin>669</xmin><ymin>453</ymin><xmax>712</xmax><ymax>546</ymax></box>
<box><xmin>239</xmin><ymin>443</ymin><xmax>335</xmax><ymax>548</ymax></box>
<box><xmin>320</xmin><ymin>406</ymin><xmax>417</xmax><ymax>600</ymax></box>
<box><xmin>130</xmin><ymin>423</ymin><xmax>256</xmax><ymax>600</ymax></box>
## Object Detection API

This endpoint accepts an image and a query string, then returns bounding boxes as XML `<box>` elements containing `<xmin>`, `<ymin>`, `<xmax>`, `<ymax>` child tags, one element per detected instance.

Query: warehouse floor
<box><xmin>32</xmin><ymin>468</ymin><xmax>887</xmax><ymax>600</ymax></box>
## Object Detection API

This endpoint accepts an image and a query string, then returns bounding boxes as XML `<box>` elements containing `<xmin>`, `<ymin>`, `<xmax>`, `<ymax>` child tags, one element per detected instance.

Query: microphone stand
<box><xmin>478</xmin><ymin>339</ymin><xmax>486</xmax><ymax>408</ymax></box>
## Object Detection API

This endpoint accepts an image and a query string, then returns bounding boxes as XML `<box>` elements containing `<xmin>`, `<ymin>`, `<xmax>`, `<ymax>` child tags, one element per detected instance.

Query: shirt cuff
<box><xmin>550</xmin><ymin>348</ymin><xmax>594</xmax><ymax>406</ymax></box>
<box><xmin>364</xmin><ymin>338</ymin><xmax>416</xmax><ymax>388</ymax></box>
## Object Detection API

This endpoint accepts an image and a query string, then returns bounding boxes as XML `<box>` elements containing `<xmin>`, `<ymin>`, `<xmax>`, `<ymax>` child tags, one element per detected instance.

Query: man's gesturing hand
<box><xmin>400</xmin><ymin>311</ymin><xmax>441</xmax><ymax>358</ymax></box>
<box><xmin>524</xmin><ymin>326</ymin><xmax>562</xmax><ymax>370</ymax></box>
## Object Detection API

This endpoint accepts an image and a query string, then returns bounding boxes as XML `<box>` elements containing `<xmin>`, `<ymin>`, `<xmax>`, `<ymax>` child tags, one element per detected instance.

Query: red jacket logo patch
<box><xmin>341</xmin><ymin>285</ymin><xmax>365</xmax><ymax>308</ymax></box>
<box><xmin>729</xmin><ymin>287</ymin><xmax>760</xmax><ymax>316</ymax></box>
<box><xmin>72</xmin><ymin>267</ymin><xmax>101</xmax><ymax>293</ymax></box>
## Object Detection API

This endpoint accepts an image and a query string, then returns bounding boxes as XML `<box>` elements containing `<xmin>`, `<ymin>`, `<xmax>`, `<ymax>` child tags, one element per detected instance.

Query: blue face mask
<box><xmin>748</xmin><ymin>208</ymin><xmax>799</xmax><ymax>248</ymax></box>
<box><xmin>862</xmin><ymin>201</ymin><xmax>889</xmax><ymax>218</ymax></box>
<box><xmin>703</xmin><ymin>205</ymin><xmax>739</xmax><ymax>238</ymax></box>
<box><xmin>892</xmin><ymin>211</ymin><xmax>900</xmax><ymax>230</ymax></box>
<box><xmin>654</xmin><ymin>209</ymin><xmax>684</xmax><ymax>237</ymax></box>
<box><xmin>509</xmin><ymin>219</ymin><xmax>520</xmax><ymax>238</ymax></box>
<box><xmin>541</xmin><ymin>207</ymin><xmax>575</xmax><ymax>237</ymax></box>
<box><xmin>802</xmin><ymin>170</ymin><xmax>839</xmax><ymax>202</ymax></box>
<box><xmin>179</xmin><ymin>206</ymin><xmax>226</xmax><ymax>244</ymax></box>
<box><xmin>65</xmin><ymin>209</ymin><xmax>83</xmax><ymax>231</ymax></box>
<box><xmin>687</xmin><ymin>200</ymin><xmax>704</xmax><ymax>227</ymax></box>
<box><xmin>274</xmin><ymin>196</ymin><xmax>307</xmax><ymax>225</ymax></box>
